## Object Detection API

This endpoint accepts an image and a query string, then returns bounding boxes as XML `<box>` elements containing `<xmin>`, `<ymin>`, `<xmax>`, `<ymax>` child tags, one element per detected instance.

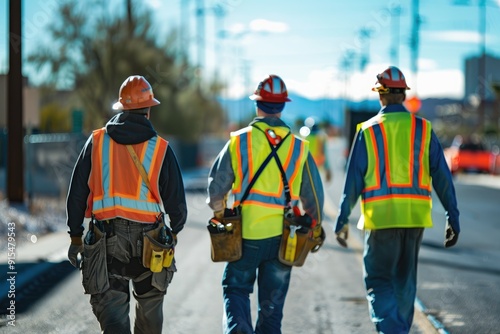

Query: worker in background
<box><xmin>66</xmin><ymin>75</ymin><xmax>187</xmax><ymax>334</ymax></box>
<box><xmin>207</xmin><ymin>74</ymin><xmax>324</xmax><ymax>334</ymax></box>
<box><xmin>334</xmin><ymin>66</ymin><xmax>460</xmax><ymax>334</ymax></box>
<box><xmin>300</xmin><ymin>117</ymin><xmax>332</xmax><ymax>182</ymax></box>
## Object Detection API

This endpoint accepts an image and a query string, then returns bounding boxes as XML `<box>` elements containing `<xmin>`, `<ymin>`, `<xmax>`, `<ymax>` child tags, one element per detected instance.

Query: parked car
<box><xmin>444</xmin><ymin>135</ymin><xmax>499</xmax><ymax>174</ymax></box>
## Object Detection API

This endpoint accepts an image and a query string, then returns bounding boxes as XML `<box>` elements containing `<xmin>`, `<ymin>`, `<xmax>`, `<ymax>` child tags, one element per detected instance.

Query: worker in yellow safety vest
<box><xmin>300</xmin><ymin>117</ymin><xmax>332</xmax><ymax>182</ymax></box>
<box><xmin>66</xmin><ymin>75</ymin><xmax>187</xmax><ymax>334</ymax></box>
<box><xmin>334</xmin><ymin>66</ymin><xmax>460</xmax><ymax>334</ymax></box>
<box><xmin>207</xmin><ymin>74</ymin><xmax>325</xmax><ymax>334</ymax></box>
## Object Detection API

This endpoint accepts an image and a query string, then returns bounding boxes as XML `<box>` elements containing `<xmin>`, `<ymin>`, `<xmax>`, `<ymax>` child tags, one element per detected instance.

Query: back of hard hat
<box><xmin>112</xmin><ymin>75</ymin><xmax>161</xmax><ymax>110</ymax></box>
<box><xmin>249</xmin><ymin>74</ymin><xmax>292</xmax><ymax>103</ymax></box>
<box><xmin>372</xmin><ymin>66</ymin><xmax>410</xmax><ymax>94</ymax></box>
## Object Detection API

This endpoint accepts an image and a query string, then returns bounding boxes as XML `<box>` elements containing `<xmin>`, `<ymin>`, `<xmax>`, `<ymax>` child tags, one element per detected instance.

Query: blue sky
<box><xmin>1</xmin><ymin>0</ymin><xmax>500</xmax><ymax>101</ymax></box>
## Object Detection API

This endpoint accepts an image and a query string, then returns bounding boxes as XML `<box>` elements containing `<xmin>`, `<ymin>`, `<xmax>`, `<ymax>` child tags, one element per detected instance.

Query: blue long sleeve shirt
<box><xmin>334</xmin><ymin>104</ymin><xmax>460</xmax><ymax>233</ymax></box>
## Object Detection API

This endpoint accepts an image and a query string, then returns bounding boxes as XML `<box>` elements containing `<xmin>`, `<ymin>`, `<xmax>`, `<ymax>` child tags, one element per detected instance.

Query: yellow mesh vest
<box><xmin>230</xmin><ymin>123</ymin><xmax>308</xmax><ymax>239</ymax></box>
<box><xmin>359</xmin><ymin>112</ymin><xmax>433</xmax><ymax>230</ymax></box>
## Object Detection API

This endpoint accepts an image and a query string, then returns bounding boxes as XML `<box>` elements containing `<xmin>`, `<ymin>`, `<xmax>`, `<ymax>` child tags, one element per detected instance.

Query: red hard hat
<box><xmin>112</xmin><ymin>75</ymin><xmax>160</xmax><ymax>110</ymax></box>
<box><xmin>249</xmin><ymin>74</ymin><xmax>291</xmax><ymax>103</ymax></box>
<box><xmin>372</xmin><ymin>66</ymin><xmax>410</xmax><ymax>94</ymax></box>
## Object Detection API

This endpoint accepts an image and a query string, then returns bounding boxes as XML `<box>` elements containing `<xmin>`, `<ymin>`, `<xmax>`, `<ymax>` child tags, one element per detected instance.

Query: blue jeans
<box><xmin>222</xmin><ymin>236</ymin><xmax>292</xmax><ymax>334</ymax></box>
<box><xmin>363</xmin><ymin>228</ymin><xmax>424</xmax><ymax>334</ymax></box>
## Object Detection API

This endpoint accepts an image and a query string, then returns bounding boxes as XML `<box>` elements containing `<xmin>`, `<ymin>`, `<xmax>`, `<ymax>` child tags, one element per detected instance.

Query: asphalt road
<box><xmin>0</xmin><ymin>191</ymin><xmax>437</xmax><ymax>334</ymax></box>
<box><xmin>1</xmin><ymin>138</ymin><xmax>499</xmax><ymax>333</ymax></box>
<box><xmin>416</xmin><ymin>174</ymin><xmax>500</xmax><ymax>334</ymax></box>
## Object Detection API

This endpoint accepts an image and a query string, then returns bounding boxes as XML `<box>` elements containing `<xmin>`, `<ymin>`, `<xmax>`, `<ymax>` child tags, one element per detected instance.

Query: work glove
<box><xmin>444</xmin><ymin>222</ymin><xmax>459</xmax><ymax>248</ymax></box>
<box><xmin>68</xmin><ymin>237</ymin><xmax>84</xmax><ymax>268</ymax></box>
<box><xmin>335</xmin><ymin>224</ymin><xmax>349</xmax><ymax>248</ymax></box>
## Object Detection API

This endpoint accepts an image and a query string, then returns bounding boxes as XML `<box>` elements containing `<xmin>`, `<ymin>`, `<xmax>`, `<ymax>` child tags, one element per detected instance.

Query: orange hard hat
<box><xmin>249</xmin><ymin>74</ymin><xmax>291</xmax><ymax>103</ymax></box>
<box><xmin>372</xmin><ymin>66</ymin><xmax>410</xmax><ymax>94</ymax></box>
<box><xmin>112</xmin><ymin>75</ymin><xmax>160</xmax><ymax>110</ymax></box>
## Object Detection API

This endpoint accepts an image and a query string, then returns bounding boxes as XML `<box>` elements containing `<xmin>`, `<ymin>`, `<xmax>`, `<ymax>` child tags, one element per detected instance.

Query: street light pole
<box><xmin>477</xmin><ymin>0</ymin><xmax>486</xmax><ymax>132</ymax></box>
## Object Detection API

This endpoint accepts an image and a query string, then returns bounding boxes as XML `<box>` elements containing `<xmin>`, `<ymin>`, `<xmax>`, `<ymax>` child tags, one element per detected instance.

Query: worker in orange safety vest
<box><xmin>66</xmin><ymin>75</ymin><xmax>187</xmax><ymax>334</ymax></box>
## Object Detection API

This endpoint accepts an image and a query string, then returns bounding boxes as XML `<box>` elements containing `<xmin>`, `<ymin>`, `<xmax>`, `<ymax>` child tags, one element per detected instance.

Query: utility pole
<box><xmin>359</xmin><ymin>27</ymin><xmax>373</xmax><ymax>72</ymax></box>
<box><xmin>7</xmin><ymin>0</ymin><xmax>24</xmax><ymax>203</ymax></box>
<box><xmin>213</xmin><ymin>4</ymin><xmax>226</xmax><ymax>78</ymax></box>
<box><xmin>477</xmin><ymin>0</ymin><xmax>487</xmax><ymax>132</ymax></box>
<box><xmin>410</xmin><ymin>0</ymin><xmax>421</xmax><ymax>92</ymax></box>
<box><xmin>196</xmin><ymin>0</ymin><xmax>205</xmax><ymax>70</ymax></box>
<box><xmin>390</xmin><ymin>5</ymin><xmax>402</xmax><ymax>67</ymax></box>
<box><xmin>179</xmin><ymin>0</ymin><xmax>190</xmax><ymax>59</ymax></box>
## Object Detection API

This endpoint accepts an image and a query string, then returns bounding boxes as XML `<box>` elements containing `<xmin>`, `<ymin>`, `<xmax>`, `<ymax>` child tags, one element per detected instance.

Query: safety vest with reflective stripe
<box><xmin>85</xmin><ymin>128</ymin><xmax>168</xmax><ymax>223</ymax></box>
<box><xmin>308</xmin><ymin>134</ymin><xmax>326</xmax><ymax>167</ymax></box>
<box><xmin>359</xmin><ymin>112</ymin><xmax>433</xmax><ymax>230</ymax></box>
<box><xmin>230</xmin><ymin>122</ymin><xmax>309</xmax><ymax>239</ymax></box>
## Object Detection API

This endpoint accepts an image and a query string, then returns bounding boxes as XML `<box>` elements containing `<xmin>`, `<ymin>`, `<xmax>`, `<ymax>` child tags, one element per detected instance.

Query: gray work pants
<box><xmin>84</xmin><ymin>219</ymin><xmax>174</xmax><ymax>334</ymax></box>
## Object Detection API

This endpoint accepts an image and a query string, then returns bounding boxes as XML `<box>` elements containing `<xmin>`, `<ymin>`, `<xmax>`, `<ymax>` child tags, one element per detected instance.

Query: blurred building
<box><xmin>464</xmin><ymin>54</ymin><xmax>500</xmax><ymax>101</ymax></box>
<box><xmin>0</xmin><ymin>74</ymin><xmax>40</xmax><ymax>129</ymax></box>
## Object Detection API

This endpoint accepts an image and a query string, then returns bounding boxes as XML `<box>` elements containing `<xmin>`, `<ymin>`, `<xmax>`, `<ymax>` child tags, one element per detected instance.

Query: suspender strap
<box><xmin>269</xmin><ymin>143</ymin><xmax>292</xmax><ymax>207</ymax></box>
<box><xmin>239</xmin><ymin>131</ymin><xmax>291</xmax><ymax>205</ymax></box>
<box><xmin>249</xmin><ymin>125</ymin><xmax>292</xmax><ymax>208</ymax></box>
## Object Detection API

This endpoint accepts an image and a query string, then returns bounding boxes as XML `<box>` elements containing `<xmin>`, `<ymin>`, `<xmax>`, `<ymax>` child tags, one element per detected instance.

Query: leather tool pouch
<box><xmin>279</xmin><ymin>216</ymin><xmax>324</xmax><ymax>267</ymax></box>
<box><xmin>207</xmin><ymin>208</ymin><xmax>242</xmax><ymax>262</ymax></box>
<box><xmin>142</xmin><ymin>222</ymin><xmax>175</xmax><ymax>272</ymax></box>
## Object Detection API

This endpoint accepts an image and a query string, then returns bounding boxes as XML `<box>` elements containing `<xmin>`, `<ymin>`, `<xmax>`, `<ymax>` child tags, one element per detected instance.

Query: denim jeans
<box><xmin>222</xmin><ymin>236</ymin><xmax>292</xmax><ymax>334</ymax></box>
<box><xmin>363</xmin><ymin>228</ymin><xmax>424</xmax><ymax>334</ymax></box>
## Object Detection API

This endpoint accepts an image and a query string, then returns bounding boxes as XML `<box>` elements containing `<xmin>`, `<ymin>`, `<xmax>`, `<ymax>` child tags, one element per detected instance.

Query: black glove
<box><xmin>335</xmin><ymin>224</ymin><xmax>349</xmax><ymax>248</ymax></box>
<box><xmin>444</xmin><ymin>223</ymin><xmax>459</xmax><ymax>248</ymax></box>
<box><xmin>68</xmin><ymin>237</ymin><xmax>84</xmax><ymax>268</ymax></box>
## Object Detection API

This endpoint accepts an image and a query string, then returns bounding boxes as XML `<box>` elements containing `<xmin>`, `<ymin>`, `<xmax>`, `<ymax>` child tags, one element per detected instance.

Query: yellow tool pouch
<box><xmin>279</xmin><ymin>217</ymin><xmax>324</xmax><ymax>267</ymax></box>
<box><xmin>207</xmin><ymin>211</ymin><xmax>242</xmax><ymax>263</ymax></box>
<box><xmin>142</xmin><ymin>223</ymin><xmax>175</xmax><ymax>273</ymax></box>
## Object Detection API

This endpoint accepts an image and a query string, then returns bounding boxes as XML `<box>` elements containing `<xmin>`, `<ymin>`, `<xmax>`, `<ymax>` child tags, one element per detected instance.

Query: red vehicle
<box><xmin>444</xmin><ymin>135</ymin><xmax>499</xmax><ymax>174</ymax></box>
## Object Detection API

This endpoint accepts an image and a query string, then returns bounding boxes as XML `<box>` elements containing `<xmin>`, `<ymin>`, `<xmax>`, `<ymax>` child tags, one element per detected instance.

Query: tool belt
<box><xmin>279</xmin><ymin>213</ymin><xmax>325</xmax><ymax>267</ymax></box>
<box><xmin>207</xmin><ymin>208</ymin><xmax>242</xmax><ymax>262</ymax></box>
<box><xmin>98</xmin><ymin>216</ymin><xmax>175</xmax><ymax>273</ymax></box>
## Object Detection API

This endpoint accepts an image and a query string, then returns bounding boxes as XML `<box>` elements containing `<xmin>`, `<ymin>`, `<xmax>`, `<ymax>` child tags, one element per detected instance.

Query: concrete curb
<box><xmin>415</xmin><ymin>298</ymin><xmax>450</xmax><ymax>334</ymax></box>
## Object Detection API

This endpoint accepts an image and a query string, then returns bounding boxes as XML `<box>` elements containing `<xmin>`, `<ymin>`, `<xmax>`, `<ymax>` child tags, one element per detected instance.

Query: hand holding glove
<box><xmin>68</xmin><ymin>237</ymin><xmax>84</xmax><ymax>268</ymax></box>
<box><xmin>444</xmin><ymin>222</ymin><xmax>459</xmax><ymax>248</ymax></box>
<box><xmin>335</xmin><ymin>224</ymin><xmax>349</xmax><ymax>248</ymax></box>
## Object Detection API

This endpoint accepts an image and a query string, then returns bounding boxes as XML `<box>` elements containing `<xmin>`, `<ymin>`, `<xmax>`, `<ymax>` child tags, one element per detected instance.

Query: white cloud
<box><xmin>286</xmin><ymin>67</ymin><xmax>341</xmax><ymax>99</ymax></box>
<box><xmin>224</xmin><ymin>64</ymin><xmax>464</xmax><ymax>101</ymax></box>
<box><xmin>414</xmin><ymin>69</ymin><xmax>464</xmax><ymax>99</ymax></box>
<box><xmin>249</xmin><ymin>19</ymin><xmax>288</xmax><ymax>34</ymax></box>
<box><xmin>227</xmin><ymin>23</ymin><xmax>246</xmax><ymax>36</ymax></box>
<box><xmin>418</xmin><ymin>58</ymin><xmax>439</xmax><ymax>71</ymax></box>
<box><xmin>427</xmin><ymin>30</ymin><xmax>481</xmax><ymax>43</ymax></box>
<box><xmin>145</xmin><ymin>0</ymin><xmax>161</xmax><ymax>9</ymax></box>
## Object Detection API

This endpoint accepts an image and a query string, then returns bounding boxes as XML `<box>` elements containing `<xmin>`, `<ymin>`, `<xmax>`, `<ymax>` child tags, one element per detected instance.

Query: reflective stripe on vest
<box><xmin>85</xmin><ymin>128</ymin><xmax>168</xmax><ymax>223</ymax></box>
<box><xmin>360</xmin><ymin>112</ymin><xmax>433</xmax><ymax>230</ymax></box>
<box><xmin>230</xmin><ymin>123</ymin><xmax>308</xmax><ymax>239</ymax></box>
